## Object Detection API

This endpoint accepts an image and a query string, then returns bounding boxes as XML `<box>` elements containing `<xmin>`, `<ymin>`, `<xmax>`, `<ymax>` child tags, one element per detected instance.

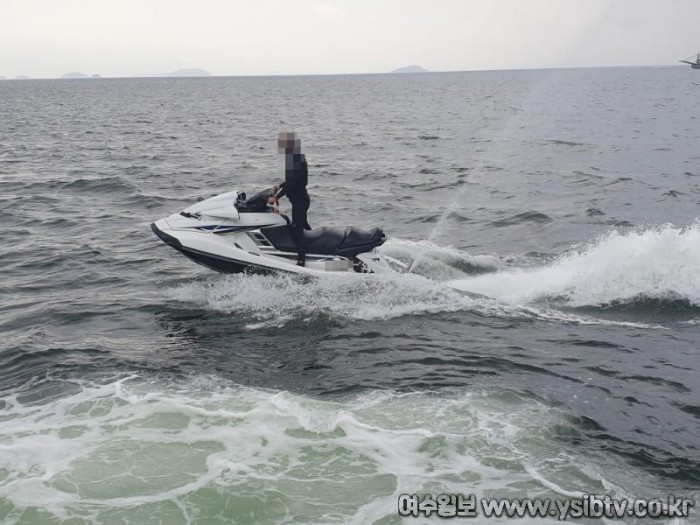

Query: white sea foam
<box><xmin>165</xmin><ymin>270</ymin><xmax>660</xmax><ymax>330</ymax></box>
<box><xmin>447</xmin><ymin>225</ymin><xmax>700</xmax><ymax>307</ymax></box>
<box><xmin>381</xmin><ymin>238</ymin><xmax>506</xmax><ymax>280</ymax></box>
<box><xmin>0</xmin><ymin>376</ymin><xmax>673</xmax><ymax>524</ymax></box>
<box><xmin>167</xmin><ymin>271</ymin><xmax>474</xmax><ymax>324</ymax></box>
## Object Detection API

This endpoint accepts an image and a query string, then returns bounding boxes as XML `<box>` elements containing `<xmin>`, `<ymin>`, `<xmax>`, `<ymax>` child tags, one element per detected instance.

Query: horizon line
<box><xmin>0</xmin><ymin>63</ymin><xmax>686</xmax><ymax>81</ymax></box>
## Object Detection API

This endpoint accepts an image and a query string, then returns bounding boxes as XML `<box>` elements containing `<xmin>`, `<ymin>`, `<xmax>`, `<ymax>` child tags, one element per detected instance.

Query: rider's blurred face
<box><xmin>278</xmin><ymin>132</ymin><xmax>295</xmax><ymax>153</ymax></box>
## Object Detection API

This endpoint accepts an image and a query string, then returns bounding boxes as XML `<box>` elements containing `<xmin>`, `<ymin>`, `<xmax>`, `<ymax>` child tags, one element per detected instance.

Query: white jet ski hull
<box><xmin>151</xmin><ymin>189</ymin><xmax>399</xmax><ymax>276</ymax></box>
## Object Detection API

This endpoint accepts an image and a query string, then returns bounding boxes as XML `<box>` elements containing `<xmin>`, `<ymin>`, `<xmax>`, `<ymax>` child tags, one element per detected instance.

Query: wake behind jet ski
<box><xmin>151</xmin><ymin>187</ymin><xmax>403</xmax><ymax>276</ymax></box>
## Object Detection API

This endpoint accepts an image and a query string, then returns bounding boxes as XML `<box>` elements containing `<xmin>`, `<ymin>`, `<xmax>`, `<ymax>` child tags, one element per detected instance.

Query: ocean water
<box><xmin>1</xmin><ymin>67</ymin><xmax>700</xmax><ymax>524</ymax></box>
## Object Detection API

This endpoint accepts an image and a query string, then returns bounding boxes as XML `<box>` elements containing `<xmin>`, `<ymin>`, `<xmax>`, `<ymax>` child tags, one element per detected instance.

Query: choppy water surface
<box><xmin>1</xmin><ymin>68</ymin><xmax>700</xmax><ymax>524</ymax></box>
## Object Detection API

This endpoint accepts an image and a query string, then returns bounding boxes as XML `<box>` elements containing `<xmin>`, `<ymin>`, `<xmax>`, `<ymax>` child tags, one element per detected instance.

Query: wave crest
<box><xmin>447</xmin><ymin>224</ymin><xmax>700</xmax><ymax>307</ymax></box>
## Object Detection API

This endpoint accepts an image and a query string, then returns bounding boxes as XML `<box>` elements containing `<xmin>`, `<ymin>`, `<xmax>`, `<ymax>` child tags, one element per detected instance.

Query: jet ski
<box><xmin>151</xmin><ymin>187</ymin><xmax>403</xmax><ymax>275</ymax></box>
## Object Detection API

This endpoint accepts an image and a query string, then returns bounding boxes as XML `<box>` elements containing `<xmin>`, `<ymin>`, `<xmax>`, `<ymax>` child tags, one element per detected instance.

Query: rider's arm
<box><xmin>301</xmin><ymin>155</ymin><xmax>308</xmax><ymax>184</ymax></box>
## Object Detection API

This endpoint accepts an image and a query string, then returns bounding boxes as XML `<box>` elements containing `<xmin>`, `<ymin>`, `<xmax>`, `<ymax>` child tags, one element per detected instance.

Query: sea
<box><xmin>1</xmin><ymin>67</ymin><xmax>700</xmax><ymax>524</ymax></box>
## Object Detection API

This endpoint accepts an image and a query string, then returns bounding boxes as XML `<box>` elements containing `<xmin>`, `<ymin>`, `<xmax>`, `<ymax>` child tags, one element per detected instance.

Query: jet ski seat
<box><xmin>259</xmin><ymin>225</ymin><xmax>386</xmax><ymax>258</ymax></box>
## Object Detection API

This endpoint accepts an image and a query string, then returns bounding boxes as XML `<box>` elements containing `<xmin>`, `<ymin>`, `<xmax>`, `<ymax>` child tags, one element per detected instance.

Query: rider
<box><xmin>268</xmin><ymin>132</ymin><xmax>311</xmax><ymax>266</ymax></box>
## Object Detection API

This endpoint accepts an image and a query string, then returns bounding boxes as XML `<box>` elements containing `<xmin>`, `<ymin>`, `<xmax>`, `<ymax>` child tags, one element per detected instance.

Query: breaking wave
<box><xmin>447</xmin><ymin>225</ymin><xmax>700</xmax><ymax>308</ymax></box>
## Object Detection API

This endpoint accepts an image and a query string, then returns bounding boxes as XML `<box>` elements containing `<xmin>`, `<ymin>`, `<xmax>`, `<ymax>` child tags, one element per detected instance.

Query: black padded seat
<box><xmin>260</xmin><ymin>225</ymin><xmax>385</xmax><ymax>257</ymax></box>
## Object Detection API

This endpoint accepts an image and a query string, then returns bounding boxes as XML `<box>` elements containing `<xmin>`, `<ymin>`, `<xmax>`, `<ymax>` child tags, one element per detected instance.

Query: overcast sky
<box><xmin>1</xmin><ymin>0</ymin><xmax>698</xmax><ymax>78</ymax></box>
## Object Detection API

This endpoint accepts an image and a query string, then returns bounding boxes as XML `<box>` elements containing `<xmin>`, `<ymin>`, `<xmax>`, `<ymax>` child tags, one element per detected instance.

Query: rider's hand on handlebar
<box><xmin>267</xmin><ymin>196</ymin><xmax>280</xmax><ymax>213</ymax></box>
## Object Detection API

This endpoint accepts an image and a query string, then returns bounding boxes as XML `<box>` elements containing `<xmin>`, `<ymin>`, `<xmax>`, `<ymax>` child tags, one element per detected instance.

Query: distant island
<box><xmin>59</xmin><ymin>72</ymin><xmax>102</xmax><ymax>79</ymax></box>
<box><xmin>166</xmin><ymin>68</ymin><xmax>211</xmax><ymax>77</ymax></box>
<box><xmin>15</xmin><ymin>76</ymin><xmax>31</xmax><ymax>80</ymax></box>
<box><xmin>391</xmin><ymin>65</ymin><xmax>429</xmax><ymax>73</ymax></box>
<box><xmin>56</xmin><ymin>69</ymin><xmax>211</xmax><ymax>80</ymax></box>
<box><xmin>61</xmin><ymin>72</ymin><xmax>90</xmax><ymax>79</ymax></box>
<box><xmin>132</xmin><ymin>68</ymin><xmax>212</xmax><ymax>78</ymax></box>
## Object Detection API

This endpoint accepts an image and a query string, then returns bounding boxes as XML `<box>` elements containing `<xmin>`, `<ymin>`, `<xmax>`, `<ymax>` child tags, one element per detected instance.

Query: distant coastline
<box><xmin>1</xmin><ymin>64</ymin><xmax>686</xmax><ymax>81</ymax></box>
<box><xmin>134</xmin><ymin>68</ymin><xmax>212</xmax><ymax>78</ymax></box>
<box><xmin>52</xmin><ymin>68</ymin><xmax>212</xmax><ymax>80</ymax></box>
<box><xmin>61</xmin><ymin>72</ymin><xmax>88</xmax><ymax>79</ymax></box>
<box><xmin>164</xmin><ymin>68</ymin><xmax>211</xmax><ymax>77</ymax></box>
<box><xmin>391</xmin><ymin>65</ymin><xmax>429</xmax><ymax>73</ymax></box>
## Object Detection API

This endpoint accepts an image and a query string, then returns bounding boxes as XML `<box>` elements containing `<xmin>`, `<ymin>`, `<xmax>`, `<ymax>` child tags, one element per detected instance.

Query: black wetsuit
<box><xmin>276</xmin><ymin>153</ymin><xmax>311</xmax><ymax>262</ymax></box>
